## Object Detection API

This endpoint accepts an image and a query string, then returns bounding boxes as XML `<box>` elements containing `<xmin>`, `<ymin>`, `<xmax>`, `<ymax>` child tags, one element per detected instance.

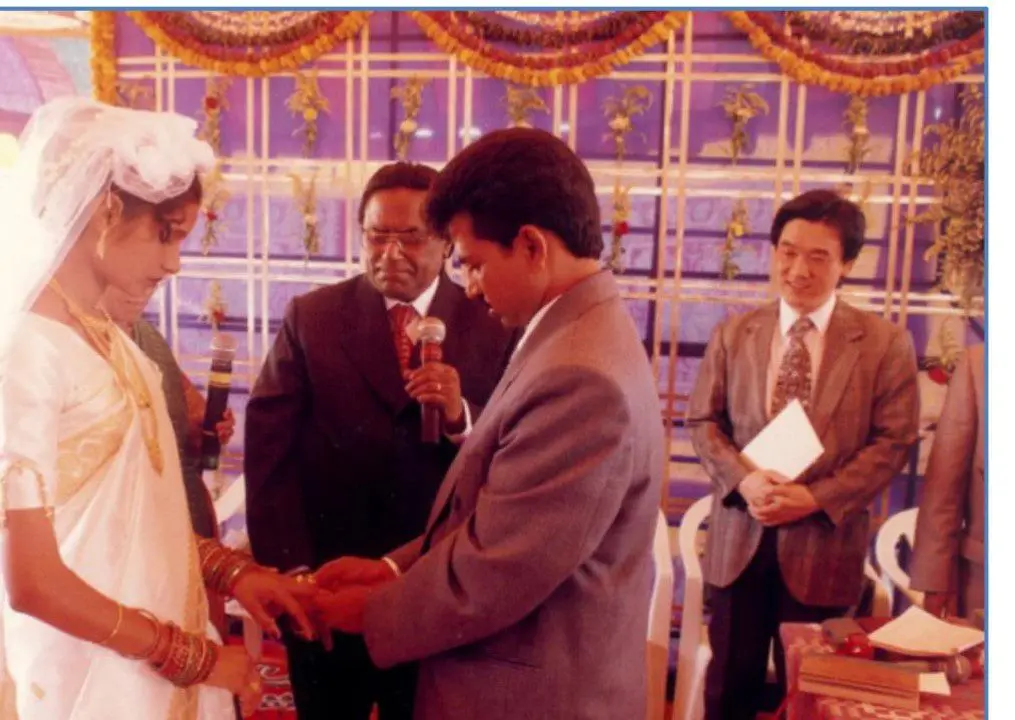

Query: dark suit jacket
<box><xmin>911</xmin><ymin>343</ymin><xmax>985</xmax><ymax>615</ymax></box>
<box><xmin>687</xmin><ymin>299</ymin><xmax>920</xmax><ymax>607</ymax></box>
<box><xmin>132</xmin><ymin>319</ymin><xmax>217</xmax><ymax>538</ymax></box>
<box><xmin>244</xmin><ymin>273</ymin><xmax>517</xmax><ymax>572</ymax></box>
<box><xmin>363</xmin><ymin>271</ymin><xmax>665</xmax><ymax>720</ymax></box>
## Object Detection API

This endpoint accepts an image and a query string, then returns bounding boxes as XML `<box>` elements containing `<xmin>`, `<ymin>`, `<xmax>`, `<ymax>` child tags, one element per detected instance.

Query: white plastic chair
<box><xmin>671</xmin><ymin>495</ymin><xmax>712</xmax><ymax>720</ymax></box>
<box><xmin>668</xmin><ymin>496</ymin><xmax>887</xmax><ymax>720</ymax></box>
<box><xmin>874</xmin><ymin>507</ymin><xmax>924</xmax><ymax>613</ymax></box>
<box><xmin>647</xmin><ymin>510</ymin><xmax>675</xmax><ymax>720</ymax></box>
<box><xmin>212</xmin><ymin>473</ymin><xmax>263</xmax><ymax>659</ymax></box>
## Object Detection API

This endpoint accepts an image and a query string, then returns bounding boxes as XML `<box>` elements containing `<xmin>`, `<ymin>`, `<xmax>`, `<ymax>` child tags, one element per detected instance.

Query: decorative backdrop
<box><xmin>86</xmin><ymin>10</ymin><xmax>985</xmax><ymax>529</ymax></box>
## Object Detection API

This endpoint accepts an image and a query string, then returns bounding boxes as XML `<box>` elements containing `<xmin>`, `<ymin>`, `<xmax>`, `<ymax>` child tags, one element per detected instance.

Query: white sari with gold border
<box><xmin>0</xmin><ymin>314</ymin><xmax>235</xmax><ymax>719</ymax></box>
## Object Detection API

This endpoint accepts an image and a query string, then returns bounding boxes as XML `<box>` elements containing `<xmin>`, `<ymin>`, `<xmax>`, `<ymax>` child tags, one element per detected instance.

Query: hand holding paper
<box><xmin>750</xmin><ymin>483</ymin><xmax>820</xmax><ymax>526</ymax></box>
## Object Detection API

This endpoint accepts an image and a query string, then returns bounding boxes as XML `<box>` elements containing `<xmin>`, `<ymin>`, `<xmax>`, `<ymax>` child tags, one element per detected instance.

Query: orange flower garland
<box><xmin>90</xmin><ymin>10</ymin><xmax>118</xmax><ymax>104</ymax></box>
<box><xmin>126</xmin><ymin>11</ymin><xmax>370</xmax><ymax>76</ymax></box>
<box><xmin>409</xmin><ymin>11</ymin><xmax>687</xmax><ymax>87</ymax></box>
<box><xmin>724</xmin><ymin>11</ymin><xmax>983</xmax><ymax>97</ymax></box>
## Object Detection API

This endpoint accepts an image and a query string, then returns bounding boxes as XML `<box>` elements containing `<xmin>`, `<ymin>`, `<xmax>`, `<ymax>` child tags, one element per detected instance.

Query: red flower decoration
<box><xmin>206</xmin><ymin>210</ymin><xmax>218</xmax><ymax>222</ymax></box>
<box><xmin>928</xmin><ymin>366</ymin><xmax>951</xmax><ymax>385</ymax></box>
<box><xmin>613</xmin><ymin>221</ymin><xmax>630</xmax><ymax>237</ymax></box>
<box><xmin>204</xmin><ymin>96</ymin><xmax>220</xmax><ymax>111</ymax></box>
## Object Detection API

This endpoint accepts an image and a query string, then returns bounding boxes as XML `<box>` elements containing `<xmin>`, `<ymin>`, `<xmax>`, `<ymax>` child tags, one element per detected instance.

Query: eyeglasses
<box><xmin>362</xmin><ymin>228</ymin><xmax>433</xmax><ymax>253</ymax></box>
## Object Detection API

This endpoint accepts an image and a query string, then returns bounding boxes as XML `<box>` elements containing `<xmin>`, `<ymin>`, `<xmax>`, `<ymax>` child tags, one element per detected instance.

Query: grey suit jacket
<box><xmin>911</xmin><ymin>343</ymin><xmax>985</xmax><ymax>613</ymax></box>
<box><xmin>362</xmin><ymin>270</ymin><xmax>665</xmax><ymax>720</ymax></box>
<box><xmin>687</xmin><ymin>299</ymin><xmax>920</xmax><ymax>607</ymax></box>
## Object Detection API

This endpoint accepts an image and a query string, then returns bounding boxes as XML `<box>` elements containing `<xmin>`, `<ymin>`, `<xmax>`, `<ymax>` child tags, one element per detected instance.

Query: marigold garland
<box><xmin>409</xmin><ymin>11</ymin><xmax>687</xmax><ymax>87</ymax></box>
<box><xmin>724</xmin><ymin>11</ymin><xmax>983</xmax><ymax>97</ymax></box>
<box><xmin>90</xmin><ymin>10</ymin><xmax>118</xmax><ymax>104</ymax></box>
<box><xmin>789</xmin><ymin>10</ymin><xmax>983</xmax><ymax>57</ymax></box>
<box><xmin>126</xmin><ymin>11</ymin><xmax>370</xmax><ymax>76</ymax></box>
<box><xmin>462</xmin><ymin>11</ymin><xmax>651</xmax><ymax>49</ymax></box>
<box><xmin>747</xmin><ymin>11</ymin><xmax>983</xmax><ymax>80</ymax></box>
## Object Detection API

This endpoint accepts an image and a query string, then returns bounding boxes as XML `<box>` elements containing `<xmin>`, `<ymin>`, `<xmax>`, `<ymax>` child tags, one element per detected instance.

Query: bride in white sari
<box><xmin>0</xmin><ymin>98</ymin><xmax>319</xmax><ymax>719</ymax></box>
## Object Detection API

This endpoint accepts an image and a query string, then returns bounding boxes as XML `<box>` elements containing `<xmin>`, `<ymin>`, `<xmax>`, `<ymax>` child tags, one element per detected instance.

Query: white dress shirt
<box><xmin>511</xmin><ymin>296</ymin><xmax>563</xmax><ymax>361</ymax></box>
<box><xmin>766</xmin><ymin>293</ymin><xmax>837</xmax><ymax>417</ymax></box>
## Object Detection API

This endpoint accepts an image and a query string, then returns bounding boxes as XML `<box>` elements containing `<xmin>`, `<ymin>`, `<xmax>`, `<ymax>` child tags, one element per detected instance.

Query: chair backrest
<box><xmin>671</xmin><ymin>495</ymin><xmax>712</xmax><ymax>720</ymax></box>
<box><xmin>678</xmin><ymin>495</ymin><xmax>712</xmax><ymax>586</ymax></box>
<box><xmin>648</xmin><ymin>509</ymin><xmax>675</xmax><ymax>641</ymax></box>
<box><xmin>647</xmin><ymin>510</ymin><xmax>675</xmax><ymax>720</ymax></box>
<box><xmin>874</xmin><ymin>507</ymin><xmax>923</xmax><ymax>609</ymax></box>
<box><xmin>213</xmin><ymin>473</ymin><xmax>246</xmax><ymax>524</ymax></box>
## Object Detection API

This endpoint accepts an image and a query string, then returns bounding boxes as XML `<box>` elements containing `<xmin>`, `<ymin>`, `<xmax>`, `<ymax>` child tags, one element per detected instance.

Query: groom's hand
<box><xmin>310</xmin><ymin>586</ymin><xmax>376</xmax><ymax>648</ymax></box>
<box><xmin>314</xmin><ymin>556</ymin><xmax>396</xmax><ymax>591</ymax></box>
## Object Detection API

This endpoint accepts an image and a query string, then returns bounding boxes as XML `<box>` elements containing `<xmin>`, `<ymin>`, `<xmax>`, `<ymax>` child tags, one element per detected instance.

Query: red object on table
<box><xmin>781</xmin><ymin>622</ymin><xmax>985</xmax><ymax>720</ymax></box>
<box><xmin>837</xmin><ymin>631</ymin><xmax>876</xmax><ymax>660</ymax></box>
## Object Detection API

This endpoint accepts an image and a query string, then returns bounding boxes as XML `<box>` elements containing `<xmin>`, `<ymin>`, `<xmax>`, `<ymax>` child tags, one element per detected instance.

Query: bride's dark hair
<box><xmin>111</xmin><ymin>175</ymin><xmax>204</xmax><ymax>222</ymax></box>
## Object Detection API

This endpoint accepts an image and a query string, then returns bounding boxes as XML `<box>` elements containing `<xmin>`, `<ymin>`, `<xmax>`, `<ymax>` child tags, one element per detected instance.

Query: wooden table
<box><xmin>781</xmin><ymin>623</ymin><xmax>984</xmax><ymax>720</ymax></box>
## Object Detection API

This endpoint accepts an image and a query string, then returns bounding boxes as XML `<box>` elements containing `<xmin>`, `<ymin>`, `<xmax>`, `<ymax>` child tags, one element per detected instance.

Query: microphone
<box><xmin>200</xmin><ymin>332</ymin><xmax>238</xmax><ymax>470</ymax></box>
<box><xmin>416</xmin><ymin>317</ymin><xmax>446</xmax><ymax>444</ymax></box>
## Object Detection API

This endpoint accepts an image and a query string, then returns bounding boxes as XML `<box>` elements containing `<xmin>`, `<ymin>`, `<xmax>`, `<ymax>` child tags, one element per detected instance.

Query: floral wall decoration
<box><xmin>725</xmin><ymin>10</ymin><xmax>983</xmax><ymax>97</ymax></box>
<box><xmin>126</xmin><ymin>11</ymin><xmax>371</xmax><ymax>76</ymax></box>
<box><xmin>503</xmin><ymin>84</ymin><xmax>549</xmax><ymax>128</ymax></box>
<box><xmin>843</xmin><ymin>95</ymin><xmax>871</xmax><ymax>176</ymax></box>
<box><xmin>787</xmin><ymin>10</ymin><xmax>983</xmax><ymax>57</ymax></box>
<box><xmin>289</xmin><ymin>172</ymin><xmax>320</xmax><ymax>259</ymax></box>
<box><xmin>718</xmin><ymin>84</ymin><xmax>769</xmax><ymax>279</ymax></box>
<box><xmin>199</xmin><ymin>164</ymin><xmax>230</xmax><ymax>255</ymax></box>
<box><xmin>910</xmin><ymin>84</ymin><xmax>984</xmax><ymax>310</ymax></box>
<box><xmin>90</xmin><ymin>10</ymin><xmax>118</xmax><ymax>104</ymax></box>
<box><xmin>201</xmin><ymin>280</ymin><xmax>227</xmax><ymax>331</ymax></box>
<box><xmin>287</xmin><ymin>71</ymin><xmax>329</xmax><ymax>159</ymax></box>
<box><xmin>602</xmin><ymin>85</ymin><xmax>652</xmax><ymax>273</ymax></box>
<box><xmin>391</xmin><ymin>76</ymin><xmax>431</xmax><ymax>160</ymax></box>
<box><xmin>409</xmin><ymin>11</ymin><xmax>686</xmax><ymax>87</ymax></box>
<box><xmin>198</xmin><ymin>77</ymin><xmax>232</xmax><ymax>255</ymax></box>
<box><xmin>287</xmin><ymin>70</ymin><xmax>329</xmax><ymax>260</ymax></box>
<box><xmin>115</xmin><ymin>79</ymin><xmax>154</xmax><ymax>109</ymax></box>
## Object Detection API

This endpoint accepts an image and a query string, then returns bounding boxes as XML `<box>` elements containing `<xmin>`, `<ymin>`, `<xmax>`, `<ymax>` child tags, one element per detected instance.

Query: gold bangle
<box><xmin>121</xmin><ymin>609</ymin><xmax>162</xmax><ymax>661</ymax></box>
<box><xmin>97</xmin><ymin>603</ymin><xmax>124</xmax><ymax>647</ymax></box>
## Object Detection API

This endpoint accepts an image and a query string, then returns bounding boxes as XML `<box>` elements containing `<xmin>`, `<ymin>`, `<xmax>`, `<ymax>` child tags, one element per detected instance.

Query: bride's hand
<box><xmin>206</xmin><ymin>646</ymin><xmax>263</xmax><ymax>717</ymax></box>
<box><xmin>232</xmin><ymin>568</ymin><xmax>317</xmax><ymax>642</ymax></box>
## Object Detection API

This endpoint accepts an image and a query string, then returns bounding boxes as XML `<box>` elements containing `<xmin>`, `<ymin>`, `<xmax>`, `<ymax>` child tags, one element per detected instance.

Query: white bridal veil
<box><xmin>0</xmin><ymin>96</ymin><xmax>215</xmax><ymax>362</ymax></box>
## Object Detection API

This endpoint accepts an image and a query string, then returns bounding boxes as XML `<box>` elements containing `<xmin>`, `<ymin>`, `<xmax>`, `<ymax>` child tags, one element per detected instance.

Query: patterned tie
<box><xmin>771</xmin><ymin>316</ymin><xmax>815</xmax><ymax>416</ymax></box>
<box><xmin>388</xmin><ymin>304</ymin><xmax>419</xmax><ymax>379</ymax></box>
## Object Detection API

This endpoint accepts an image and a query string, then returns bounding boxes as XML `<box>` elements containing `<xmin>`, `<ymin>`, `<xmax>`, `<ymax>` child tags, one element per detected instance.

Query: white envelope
<box><xmin>741</xmin><ymin>398</ymin><xmax>824</xmax><ymax>482</ymax></box>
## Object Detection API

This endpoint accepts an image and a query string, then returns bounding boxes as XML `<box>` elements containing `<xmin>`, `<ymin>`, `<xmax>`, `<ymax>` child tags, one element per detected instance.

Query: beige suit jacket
<box><xmin>688</xmin><ymin>299</ymin><xmax>920</xmax><ymax>606</ymax></box>
<box><xmin>911</xmin><ymin>343</ymin><xmax>985</xmax><ymax>613</ymax></box>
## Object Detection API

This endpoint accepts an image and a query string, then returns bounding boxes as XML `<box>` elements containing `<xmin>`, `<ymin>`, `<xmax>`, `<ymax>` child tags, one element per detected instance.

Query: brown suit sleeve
<box><xmin>363</xmin><ymin>367</ymin><xmax>640</xmax><ymax>669</ymax></box>
<box><xmin>808</xmin><ymin>325</ymin><xmax>920</xmax><ymax>526</ymax></box>
<box><xmin>687</xmin><ymin>321</ymin><xmax>755</xmax><ymax>504</ymax></box>
<box><xmin>244</xmin><ymin>299</ymin><xmax>316</xmax><ymax>572</ymax></box>
<box><xmin>910</xmin><ymin>348</ymin><xmax>978</xmax><ymax>593</ymax></box>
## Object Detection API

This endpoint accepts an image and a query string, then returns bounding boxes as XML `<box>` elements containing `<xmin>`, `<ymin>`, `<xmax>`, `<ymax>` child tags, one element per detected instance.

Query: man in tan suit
<box><xmin>688</xmin><ymin>189</ymin><xmax>920</xmax><ymax>719</ymax></box>
<box><xmin>911</xmin><ymin>342</ymin><xmax>985</xmax><ymax>619</ymax></box>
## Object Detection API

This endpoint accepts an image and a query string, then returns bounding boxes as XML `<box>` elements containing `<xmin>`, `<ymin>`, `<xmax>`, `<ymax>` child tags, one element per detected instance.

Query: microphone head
<box><xmin>210</xmin><ymin>331</ymin><xmax>238</xmax><ymax>361</ymax></box>
<box><xmin>416</xmin><ymin>316</ymin><xmax>446</xmax><ymax>345</ymax></box>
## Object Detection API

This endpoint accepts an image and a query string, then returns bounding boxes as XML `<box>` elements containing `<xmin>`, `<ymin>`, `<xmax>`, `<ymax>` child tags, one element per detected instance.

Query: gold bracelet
<box><xmin>120</xmin><ymin>609</ymin><xmax>162</xmax><ymax>661</ymax></box>
<box><xmin>97</xmin><ymin>603</ymin><xmax>124</xmax><ymax>647</ymax></box>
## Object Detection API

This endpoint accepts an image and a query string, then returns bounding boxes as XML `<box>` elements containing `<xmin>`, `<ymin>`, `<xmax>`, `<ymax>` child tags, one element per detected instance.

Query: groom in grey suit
<box><xmin>309</xmin><ymin>127</ymin><xmax>666</xmax><ymax>720</ymax></box>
